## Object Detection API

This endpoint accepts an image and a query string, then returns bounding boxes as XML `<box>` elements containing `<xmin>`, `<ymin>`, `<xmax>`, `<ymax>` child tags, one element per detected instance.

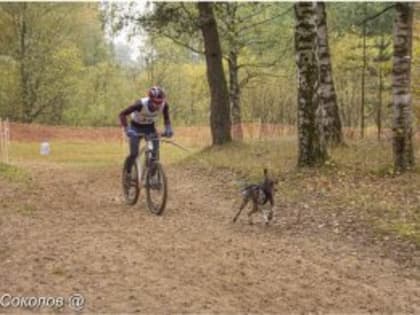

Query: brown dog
<box><xmin>233</xmin><ymin>168</ymin><xmax>277</xmax><ymax>225</ymax></box>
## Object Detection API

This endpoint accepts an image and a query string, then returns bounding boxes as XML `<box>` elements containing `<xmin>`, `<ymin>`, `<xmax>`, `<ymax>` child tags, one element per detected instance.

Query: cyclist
<box><xmin>119</xmin><ymin>86</ymin><xmax>173</xmax><ymax>173</ymax></box>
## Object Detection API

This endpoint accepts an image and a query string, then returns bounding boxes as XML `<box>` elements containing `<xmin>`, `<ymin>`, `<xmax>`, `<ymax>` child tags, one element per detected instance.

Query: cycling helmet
<box><xmin>148</xmin><ymin>86</ymin><xmax>165</xmax><ymax>105</ymax></box>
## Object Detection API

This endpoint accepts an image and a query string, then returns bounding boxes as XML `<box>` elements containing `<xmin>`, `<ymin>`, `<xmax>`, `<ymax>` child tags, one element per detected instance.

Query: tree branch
<box><xmin>235</xmin><ymin>5</ymin><xmax>270</xmax><ymax>24</ymax></box>
<box><xmin>160</xmin><ymin>32</ymin><xmax>204</xmax><ymax>55</ymax></box>
<box><xmin>239</xmin><ymin>71</ymin><xmax>280</xmax><ymax>89</ymax></box>
<box><xmin>357</xmin><ymin>4</ymin><xmax>395</xmax><ymax>26</ymax></box>
<box><xmin>238</xmin><ymin>6</ymin><xmax>293</xmax><ymax>34</ymax></box>
<box><xmin>237</xmin><ymin>59</ymin><xmax>280</xmax><ymax>70</ymax></box>
<box><xmin>180</xmin><ymin>3</ymin><xmax>199</xmax><ymax>28</ymax></box>
<box><xmin>31</xmin><ymin>94</ymin><xmax>61</xmax><ymax>121</ymax></box>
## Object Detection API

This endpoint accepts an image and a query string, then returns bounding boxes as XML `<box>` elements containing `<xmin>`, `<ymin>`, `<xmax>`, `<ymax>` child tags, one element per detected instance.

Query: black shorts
<box><xmin>130</xmin><ymin>122</ymin><xmax>156</xmax><ymax>135</ymax></box>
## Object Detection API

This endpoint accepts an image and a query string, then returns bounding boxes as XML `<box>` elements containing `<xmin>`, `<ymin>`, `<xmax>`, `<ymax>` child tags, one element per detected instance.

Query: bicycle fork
<box><xmin>137</xmin><ymin>139</ymin><xmax>155</xmax><ymax>187</ymax></box>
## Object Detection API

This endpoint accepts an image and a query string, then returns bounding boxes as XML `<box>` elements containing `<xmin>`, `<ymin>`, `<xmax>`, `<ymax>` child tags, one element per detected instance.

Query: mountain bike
<box><xmin>122</xmin><ymin>133</ymin><xmax>168</xmax><ymax>215</ymax></box>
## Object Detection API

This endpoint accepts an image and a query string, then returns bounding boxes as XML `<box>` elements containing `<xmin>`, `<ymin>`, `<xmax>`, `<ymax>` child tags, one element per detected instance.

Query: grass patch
<box><xmin>181</xmin><ymin>138</ymin><xmax>296</xmax><ymax>182</ymax></box>
<box><xmin>0</xmin><ymin>162</ymin><xmax>30</xmax><ymax>183</ymax></box>
<box><xmin>16</xmin><ymin>204</ymin><xmax>37</xmax><ymax>216</ymax></box>
<box><xmin>181</xmin><ymin>137</ymin><xmax>420</xmax><ymax>245</ymax></box>
<box><xmin>9</xmin><ymin>140</ymin><xmax>197</xmax><ymax>168</ymax></box>
<box><xmin>10</xmin><ymin>141</ymin><xmax>125</xmax><ymax>167</ymax></box>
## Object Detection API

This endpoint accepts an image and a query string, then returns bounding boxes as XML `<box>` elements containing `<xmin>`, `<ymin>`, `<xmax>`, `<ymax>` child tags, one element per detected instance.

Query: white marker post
<box><xmin>0</xmin><ymin>119</ymin><xmax>3</xmax><ymax>162</ymax></box>
<box><xmin>4</xmin><ymin>119</ymin><xmax>10</xmax><ymax>163</ymax></box>
<box><xmin>40</xmin><ymin>140</ymin><xmax>50</xmax><ymax>156</ymax></box>
<box><xmin>0</xmin><ymin>118</ymin><xmax>8</xmax><ymax>163</ymax></box>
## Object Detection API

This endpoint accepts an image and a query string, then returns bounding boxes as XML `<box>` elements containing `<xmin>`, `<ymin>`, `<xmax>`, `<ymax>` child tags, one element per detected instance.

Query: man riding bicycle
<box><xmin>119</xmin><ymin>86</ymin><xmax>173</xmax><ymax>173</ymax></box>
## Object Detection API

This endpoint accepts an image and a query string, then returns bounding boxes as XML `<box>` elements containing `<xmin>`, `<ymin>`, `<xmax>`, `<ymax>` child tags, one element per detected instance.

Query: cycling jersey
<box><xmin>119</xmin><ymin>97</ymin><xmax>171</xmax><ymax>128</ymax></box>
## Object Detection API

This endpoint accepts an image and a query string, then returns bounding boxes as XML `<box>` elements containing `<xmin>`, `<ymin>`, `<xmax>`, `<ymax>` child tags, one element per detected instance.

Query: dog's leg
<box><xmin>247</xmin><ymin>202</ymin><xmax>259</xmax><ymax>225</ymax></box>
<box><xmin>233</xmin><ymin>197</ymin><xmax>249</xmax><ymax>223</ymax></box>
<box><xmin>262</xmin><ymin>207</ymin><xmax>273</xmax><ymax>225</ymax></box>
<box><xmin>268</xmin><ymin>207</ymin><xmax>273</xmax><ymax>223</ymax></box>
<box><xmin>264</xmin><ymin>200</ymin><xmax>274</xmax><ymax>225</ymax></box>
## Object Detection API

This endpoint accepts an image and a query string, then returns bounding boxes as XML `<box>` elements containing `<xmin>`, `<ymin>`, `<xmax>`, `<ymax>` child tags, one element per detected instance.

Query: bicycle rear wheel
<box><xmin>145</xmin><ymin>162</ymin><xmax>167</xmax><ymax>215</ymax></box>
<box><xmin>122</xmin><ymin>158</ymin><xmax>140</xmax><ymax>205</ymax></box>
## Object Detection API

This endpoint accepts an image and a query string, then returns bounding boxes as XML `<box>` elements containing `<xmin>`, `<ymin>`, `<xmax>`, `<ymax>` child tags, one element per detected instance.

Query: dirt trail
<box><xmin>0</xmin><ymin>163</ymin><xmax>419</xmax><ymax>313</ymax></box>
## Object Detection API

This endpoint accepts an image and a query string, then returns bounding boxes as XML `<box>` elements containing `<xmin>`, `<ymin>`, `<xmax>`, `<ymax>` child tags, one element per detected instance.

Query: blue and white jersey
<box><xmin>119</xmin><ymin>97</ymin><xmax>171</xmax><ymax>128</ymax></box>
<box><xmin>130</xmin><ymin>98</ymin><xmax>165</xmax><ymax>125</ymax></box>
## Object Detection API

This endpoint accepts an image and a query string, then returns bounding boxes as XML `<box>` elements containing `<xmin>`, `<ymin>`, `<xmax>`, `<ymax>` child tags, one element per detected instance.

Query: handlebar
<box><xmin>128</xmin><ymin>133</ymin><xmax>178</xmax><ymax>147</ymax></box>
<box><xmin>125</xmin><ymin>130</ymin><xmax>187</xmax><ymax>151</ymax></box>
<box><xmin>129</xmin><ymin>132</ymin><xmax>170</xmax><ymax>141</ymax></box>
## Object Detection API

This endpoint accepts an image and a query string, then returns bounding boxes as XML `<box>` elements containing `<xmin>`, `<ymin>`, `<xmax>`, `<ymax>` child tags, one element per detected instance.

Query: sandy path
<box><xmin>0</xmin><ymin>163</ymin><xmax>419</xmax><ymax>313</ymax></box>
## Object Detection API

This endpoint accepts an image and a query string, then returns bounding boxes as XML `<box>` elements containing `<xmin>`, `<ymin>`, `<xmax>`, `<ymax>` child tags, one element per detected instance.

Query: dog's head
<box><xmin>262</xmin><ymin>168</ymin><xmax>277</xmax><ymax>195</ymax></box>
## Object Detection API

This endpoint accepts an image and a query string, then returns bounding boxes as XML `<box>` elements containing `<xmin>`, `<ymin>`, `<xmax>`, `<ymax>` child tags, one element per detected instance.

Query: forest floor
<box><xmin>0</xmin><ymin>123</ymin><xmax>419</xmax><ymax>313</ymax></box>
<box><xmin>0</xmin><ymin>160</ymin><xmax>419</xmax><ymax>313</ymax></box>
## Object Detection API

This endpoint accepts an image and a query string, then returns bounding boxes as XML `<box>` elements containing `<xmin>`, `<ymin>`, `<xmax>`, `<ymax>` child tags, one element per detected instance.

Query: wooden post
<box><xmin>5</xmin><ymin>119</ymin><xmax>9</xmax><ymax>163</ymax></box>
<box><xmin>360</xmin><ymin>3</ymin><xmax>367</xmax><ymax>139</ymax></box>
<box><xmin>0</xmin><ymin>118</ymin><xmax>3</xmax><ymax>162</ymax></box>
<box><xmin>0</xmin><ymin>119</ymin><xmax>11</xmax><ymax>163</ymax></box>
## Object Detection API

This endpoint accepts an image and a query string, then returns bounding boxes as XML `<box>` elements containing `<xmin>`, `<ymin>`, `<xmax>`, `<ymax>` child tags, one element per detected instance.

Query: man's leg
<box><xmin>125</xmin><ymin>133</ymin><xmax>140</xmax><ymax>172</ymax></box>
<box><xmin>152</xmin><ymin>137</ymin><xmax>160</xmax><ymax>161</ymax></box>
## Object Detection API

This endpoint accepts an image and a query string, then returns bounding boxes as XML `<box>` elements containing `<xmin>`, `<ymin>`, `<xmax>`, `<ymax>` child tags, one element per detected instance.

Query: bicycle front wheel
<box><xmin>122</xmin><ymin>158</ymin><xmax>140</xmax><ymax>206</ymax></box>
<box><xmin>145</xmin><ymin>162</ymin><xmax>167</xmax><ymax>215</ymax></box>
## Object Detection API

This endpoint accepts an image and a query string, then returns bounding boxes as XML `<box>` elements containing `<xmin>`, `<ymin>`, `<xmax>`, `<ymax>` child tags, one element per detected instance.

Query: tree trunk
<box><xmin>360</xmin><ymin>3</ymin><xmax>367</xmax><ymax>139</ymax></box>
<box><xmin>315</xmin><ymin>2</ymin><xmax>343</xmax><ymax>146</ymax></box>
<box><xmin>375</xmin><ymin>34</ymin><xmax>391</xmax><ymax>142</ymax></box>
<box><xmin>18</xmin><ymin>3</ymin><xmax>32</xmax><ymax>123</ymax></box>
<box><xmin>225</xmin><ymin>3</ymin><xmax>243</xmax><ymax>141</ymax></box>
<box><xmin>377</xmin><ymin>67</ymin><xmax>383</xmax><ymax>141</ymax></box>
<box><xmin>392</xmin><ymin>2</ymin><xmax>415</xmax><ymax>172</ymax></box>
<box><xmin>295</xmin><ymin>2</ymin><xmax>327</xmax><ymax>167</ymax></box>
<box><xmin>197</xmin><ymin>2</ymin><xmax>232</xmax><ymax>145</ymax></box>
<box><xmin>228</xmin><ymin>50</ymin><xmax>243</xmax><ymax>140</ymax></box>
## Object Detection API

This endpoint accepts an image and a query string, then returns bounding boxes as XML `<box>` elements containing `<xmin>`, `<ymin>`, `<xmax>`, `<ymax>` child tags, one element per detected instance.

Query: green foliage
<box><xmin>0</xmin><ymin>162</ymin><xmax>30</xmax><ymax>183</ymax></box>
<box><xmin>63</xmin><ymin>62</ymin><xmax>137</xmax><ymax>126</ymax></box>
<box><xmin>0</xmin><ymin>3</ymin><xmax>140</xmax><ymax>126</ymax></box>
<box><xmin>0</xmin><ymin>57</ymin><xmax>19</xmax><ymax>120</ymax></box>
<box><xmin>327</xmin><ymin>2</ymin><xmax>394</xmax><ymax>36</ymax></box>
<box><xmin>329</xmin><ymin>17</ymin><xmax>393</xmax><ymax>129</ymax></box>
<box><xmin>0</xmin><ymin>2</ymin><xmax>417</xmax><ymax>132</ymax></box>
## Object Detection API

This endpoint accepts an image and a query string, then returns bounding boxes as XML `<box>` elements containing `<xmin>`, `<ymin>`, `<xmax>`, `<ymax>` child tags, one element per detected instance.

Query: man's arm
<box><xmin>163</xmin><ymin>103</ymin><xmax>171</xmax><ymax>126</ymax></box>
<box><xmin>162</xmin><ymin>103</ymin><xmax>173</xmax><ymax>137</ymax></box>
<box><xmin>119</xmin><ymin>101</ymin><xmax>143</xmax><ymax>128</ymax></box>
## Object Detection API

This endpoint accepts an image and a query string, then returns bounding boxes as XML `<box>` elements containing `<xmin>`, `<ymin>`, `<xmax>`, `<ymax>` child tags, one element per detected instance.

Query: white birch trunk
<box><xmin>392</xmin><ymin>3</ymin><xmax>415</xmax><ymax>172</ymax></box>
<box><xmin>315</xmin><ymin>2</ymin><xmax>343</xmax><ymax>146</ymax></box>
<box><xmin>295</xmin><ymin>2</ymin><xmax>327</xmax><ymax>167</ymax></box>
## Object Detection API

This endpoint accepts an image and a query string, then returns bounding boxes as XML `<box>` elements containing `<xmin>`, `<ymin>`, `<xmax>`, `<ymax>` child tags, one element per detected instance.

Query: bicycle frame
<box><xmin>123</xmin><ymin>131</ymin><xmax>176</xmax><ymax>212</ymax></box>
<box><xmin>135</xmin><ymin>136</ymin><xmax>156</xmax><ymax>187</ymax></box>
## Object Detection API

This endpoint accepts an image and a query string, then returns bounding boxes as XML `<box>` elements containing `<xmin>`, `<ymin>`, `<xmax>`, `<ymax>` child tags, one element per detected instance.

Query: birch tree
<box><xmin>295</xmin><ymin>2</ymin><xmax>327</xmax><ymax>167</ymax></box>
<box><xmin>316</xmin><ymin>2</ymin><xmax>343</xmax><ymax>146</ymax></box>
<box><xmin>392</xmin><ymin>2</ymin><xmax>415</xmax><ymax>172</ymax></box>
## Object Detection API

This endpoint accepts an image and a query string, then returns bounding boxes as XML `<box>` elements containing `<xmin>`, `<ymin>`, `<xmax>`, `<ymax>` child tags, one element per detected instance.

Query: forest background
<box><xmin>1</xmin><ymin>2</ymin><xmax>419</xmax><ymax>134</ymax></box>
